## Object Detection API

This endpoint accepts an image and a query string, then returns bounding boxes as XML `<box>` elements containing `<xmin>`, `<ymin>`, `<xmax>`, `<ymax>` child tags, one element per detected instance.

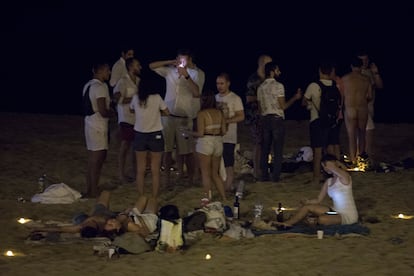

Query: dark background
<box><xmin>3</xmin><ymin>1</ymin><xmax>414</xmax><ymax>123</ymax></box>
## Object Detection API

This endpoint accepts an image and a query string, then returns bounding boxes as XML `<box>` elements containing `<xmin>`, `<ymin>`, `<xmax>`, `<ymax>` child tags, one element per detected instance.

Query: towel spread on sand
<box><xmin>252</xmin><ymin>223</ymin><xmax>370</xmax><ymax>237</ymax></box>
<box><xmin>31</xmin><ymin>183</ymin><xmax>82</xmax><ymax>204</ymax></box>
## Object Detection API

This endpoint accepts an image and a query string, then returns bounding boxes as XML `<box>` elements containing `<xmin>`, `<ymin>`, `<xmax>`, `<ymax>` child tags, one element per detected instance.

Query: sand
<box><xmin>1</xmin><ymin>112</ymin><xmax>414</xmax><ymax>276</ymax></box>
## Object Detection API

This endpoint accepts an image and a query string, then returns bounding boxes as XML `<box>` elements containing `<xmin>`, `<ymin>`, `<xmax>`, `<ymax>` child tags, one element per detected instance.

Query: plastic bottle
<box><xmin>233</xmin><ymin>196</ymin><xmax>240</xmax><ymax>220</ymax></box>
<box><xmin>38</xmin><ymin>175</ymin><xmax>45</xmax><ymax>193</ymax></box>
<box><xmin>254</xmin><ymin>200</ymin><xmax>263</xmax><ymax>222</ymax></box>
<box><xmin>276</xmin><ymin>202</ymin><xmax>284</xmax><ymax>222</ymax></box>
<box><xmin>235</xmin><ymin>180</ymin><xmax>245</xmax><ymax>199</ymax></box>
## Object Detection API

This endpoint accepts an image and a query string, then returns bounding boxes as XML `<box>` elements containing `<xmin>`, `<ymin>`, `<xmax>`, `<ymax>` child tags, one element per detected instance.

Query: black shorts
<box><xmin>133</xmin><ymin>130</ymin><xmax>164</xmax><ymax>152</ymax></box>
<box><xmin>310</xmin><ymin>119</ymin><xmax>340</xmax><ymax>148</ymax></box>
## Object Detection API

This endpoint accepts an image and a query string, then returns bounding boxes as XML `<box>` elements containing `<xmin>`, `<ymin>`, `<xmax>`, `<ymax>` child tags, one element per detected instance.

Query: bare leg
<box><xmin>150</xmin><ymin>151</ymin><xmax>162</xmax><ymax>198</ymax></box>
<box><xmin>134</xmin><ymin>195</ymin><xmax>148</xmax><ymax>213</ymax></box>
<box><xmin>144</xmin><ymin>196</ymin><xmax>159</xmax><ymax>214</ymax></box>
<box><xmin>365</xmin><ymin>129</ymin><xmax>375</xmax><ymax>166</ymax></box>
<box><xmin>253</xmin><ymin>143</ymin><xmax>261</xmax><ymax>179</ymax></box>
<box><xmin>225</xmin><ymin>166</ymin><xmax>234</xmax><ymax>192</ymax></box>
<box><xmin>212</xmin><ymin>155</ymin><xmax>226</xmax><ymax>201</ymax></box>
<box><xmin>326</xmin><ymin>144</ymin><xmax>340</xmax><ymax>160</ymax></box>
<box><xmin>312</xmin><ymin>147</ymin><xmax>322</xmax><ymax>184</ymax></box>
<box><xmin>86</xmin><ymin>150</ymin><xmax>107</xmax><ymax>198</ymax></box>
<box><xmin>96</xmin><ymin>190</ymin><xmax>111</xmax><ymax>208</ymax></box>
<box><xmin>118</xmin><ymin>140</ymin><xmax>132</xmax><ymax>182</ymax></box>
<box><xmin>357</xmin><ymin>109</ymin><xmax>368</xmax><ymax>156</ymax></box>
<box><xmin>345</xmin><ymin>109</ymin><xmax>358</xmax><ymax>164</ymax></box>
<box><xmin>176</xmin><ymin>151</ymin><xmax>184</xmax><ymax>175</ymax></box>
<box><xmin>279</xmin><ymin>204</ymin><xmax>331</xmax><ymax>226</ymax></box>
<box><xmin>136</xmin><ymin>151</ymin><xmax>147</xmax><ymax>196</ymax></box>
<box><xmin>198</xmin><ymin>153</ymin><xmax>212</xmax><ymax>197</ymax></box>
<box><xmin>163</xmin><ymin>151</ymin><xmax>173</xmax><ymax>171</ymax></box>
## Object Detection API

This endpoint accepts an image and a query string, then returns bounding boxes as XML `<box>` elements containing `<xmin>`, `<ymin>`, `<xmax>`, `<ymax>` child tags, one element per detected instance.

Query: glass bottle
<box><xmin>233</xmin><ymin>196</ymin><xmax>240</xmax><ymax>220</ymax></box>
<box><xmin>276</xmin><ymin>202</ymin><xmax>284</xmax><ymax>222</ymax></box>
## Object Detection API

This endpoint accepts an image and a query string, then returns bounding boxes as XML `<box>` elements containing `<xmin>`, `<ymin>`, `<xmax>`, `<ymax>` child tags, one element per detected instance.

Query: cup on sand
<box><xmin>317</xmin><ymin>230</ymin><xmax>324</xmax><ymax>239</ymax></box>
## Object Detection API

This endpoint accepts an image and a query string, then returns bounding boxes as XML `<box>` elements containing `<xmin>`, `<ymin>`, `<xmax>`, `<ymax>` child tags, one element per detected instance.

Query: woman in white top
<box><xmin>130</xmin><ymin>83</ymin><xmax>169</xmax><ymax>199</ymax></box>
<box><xmin>274</xmin><ymin>154</ymin><xmax>358</xmax><ymax>227</ymax></box>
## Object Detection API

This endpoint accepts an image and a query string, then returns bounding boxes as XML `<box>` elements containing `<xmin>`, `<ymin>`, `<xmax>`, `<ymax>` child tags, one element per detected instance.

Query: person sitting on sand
<box><xmin>274</xmin><ymin>154</ymin><xmax>358</xmax><ymax>227</ymax></box>
<box><xmin>28</xmin><ymin>191</ymin><xmax>159</xmax><ymax>239</ymax></box>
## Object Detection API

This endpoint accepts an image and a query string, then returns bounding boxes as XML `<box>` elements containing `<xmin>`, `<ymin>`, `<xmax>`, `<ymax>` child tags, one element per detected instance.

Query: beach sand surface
<box><xmin>1</xmin><ymin>112</ymin><xmax>414</xmax><ymax>276</ymax></box>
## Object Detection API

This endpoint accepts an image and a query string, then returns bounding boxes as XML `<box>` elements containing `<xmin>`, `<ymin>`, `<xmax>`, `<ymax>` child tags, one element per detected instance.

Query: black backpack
<box><xmin>315</xmin><ymin>80</ymin><xmax>341</xmax><ymax>128</ymax></box>
<box><xmin>82</xmin><ymin>84</ymin><xmax>95</xmax><ymax>116</ymax></box>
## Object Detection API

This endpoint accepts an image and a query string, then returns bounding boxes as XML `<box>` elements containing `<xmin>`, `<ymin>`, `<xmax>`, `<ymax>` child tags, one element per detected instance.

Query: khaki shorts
<box><xmin>162</xmin><ymin>116</ymin><xmax>194</xmax><ymax>154</ymax></box>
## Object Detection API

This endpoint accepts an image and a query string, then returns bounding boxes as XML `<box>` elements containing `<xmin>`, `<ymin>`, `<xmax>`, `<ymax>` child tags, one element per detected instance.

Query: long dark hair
<box><xmin>200</xmin><ymin>88</ymin><xmax>217</xmax><ymax>110</ymax></box>
<box><xmin>138</xmin><ymin>79</ymin><xmax>159</xmax><ymax>108</ymax></box>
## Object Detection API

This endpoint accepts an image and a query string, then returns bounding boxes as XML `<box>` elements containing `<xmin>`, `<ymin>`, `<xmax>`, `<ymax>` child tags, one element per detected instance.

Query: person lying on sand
<box><xmin>28</xmin><ymin>191</ymin><xmax>158</xmax><ymax>239</ymax></box>
<box><xmin>273</xmin><ymin>154</ymin><xmax>358</xmax><ymax>228</ymax></box>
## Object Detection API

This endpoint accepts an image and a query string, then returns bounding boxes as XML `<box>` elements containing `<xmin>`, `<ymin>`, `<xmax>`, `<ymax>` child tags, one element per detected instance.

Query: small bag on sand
<box><xmin>199</xmin><ymin>201</ymin><xmax>227</xmax><ymax>233</ymax></box>
<box><xmin>155</xmin><ymin>204</ymin><xmax>185</xmax><ymax>253</ymax></box>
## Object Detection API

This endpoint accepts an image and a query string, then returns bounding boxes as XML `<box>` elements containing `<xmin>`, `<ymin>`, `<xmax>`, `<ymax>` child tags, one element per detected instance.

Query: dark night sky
<box><xmin>3</xmin><ymin>1</ymin><xmax>414</xmax><ymax>122</ymax></box>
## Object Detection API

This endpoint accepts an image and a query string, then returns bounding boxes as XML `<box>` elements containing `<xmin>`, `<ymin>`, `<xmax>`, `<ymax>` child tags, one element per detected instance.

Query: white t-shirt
<box><xmin>304</xmin><ymin>79</ymin><xmax>333</xmax><ymax>122</ymax></box>
<box><xmin>215</xmin><ymin>91</ymin><xmax>244</xmax><ymax>144</ymax></box>
<box><xmin>82</xmin><ymin>79</ymin><xmax>110</xmax><ymax>127</ymax></box>
<box><xmin>130</xmin><ymin>94</ymin><xmax>167</xmax><ymax>133</ymax></box>
<box><xmin>257</xmin><ymin>78</ymin><xmax>285</xmax><ymax>118</ymax></box>
<box><xmin>114</xmin><ymin>74</ymin><xmax>140</xmax><ymax>125</ymax></box>
<box><xmin>152</xmin><ymin>65</ymin><xmax>204</xmax><ymax>118</ymax></box>
<box><xmin>110</xmin><ymin>57</ymin><xmax>127</xmax><ymax>87</ymax></box>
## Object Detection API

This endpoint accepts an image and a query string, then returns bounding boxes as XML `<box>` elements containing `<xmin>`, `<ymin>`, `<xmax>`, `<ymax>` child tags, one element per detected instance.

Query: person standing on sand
<box><xmin>342</xmin><ymin>57</ymin><xmax>373</xmax><ymax>166</ymax></box>
<box><xmin>113</xmin><ymin>57</ymin><xmax>142</xmax><ymax>184</ymax></box>
<box><xmin>273</xmin><ymin>154</ymin><xmax>358</xmax><ymax>228</ymax></box>
<box><xmin>245</xmin><ymin>54</ymin><xmax>273</xmax><ymax>179</ymax></box>
<box><xmin>149</xmin><ymin>49</ymin><xmax>205</xmax><ymax>185</ymax></box>
<box><xmin>82</xmin><ymin>62</ymin><xmax>116</xmax><ymax>198</ymax></box>
<box><xmin>215</xmin><ymin>72</ymin><xmax>245</xmax><ymax>192</ymax></box>
<box><xmin>130</xmin><ymin>81</ymin><xmax>169</xmax><ymax>199</ymax></box>
<box><xmin>257</xmin><ymin>62</ymin><xmax>302</xmax><ymax>182</ymax></box>
<box><xmin>109</xmin><ymin>47</ymin><xmax>135</xmax><ymax>88</ymax></box>
<box><xmin>302</xmin><ymin>61</ymin><xmax>342</xmax><ymax>184</ymax></box>
<box><xmin>184</xmin><ymin>88</ymin><xmax>227</xmax><ymax>202</ymax></box>
<box><xmin>357</xmin><ymin>51</ymin><xmax>383</xmax><ymax>166</ymax></box>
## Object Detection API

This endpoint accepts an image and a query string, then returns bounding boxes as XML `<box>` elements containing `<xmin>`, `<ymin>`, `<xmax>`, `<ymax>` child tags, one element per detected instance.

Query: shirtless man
<box><xmin>342</xmin><ymin>58</ymin><xmax>373</xmax><ymax>165</ymax></box>
<box><xmin>358</xmin><ymin>52</ymin><xmax>384</xmax><ymax>165</ymax></box>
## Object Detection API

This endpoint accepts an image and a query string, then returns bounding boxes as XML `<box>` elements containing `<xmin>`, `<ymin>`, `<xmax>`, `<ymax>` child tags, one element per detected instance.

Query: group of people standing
<box><xmin>82</xmin><ymin>48</ymin><xmax>246</xmax><ymax>206</ymax></box>
<box><xmin>81</xmin><ymin>48</ymin><xmax>382</xmax><ymax>229</ymax></box>
<box><xmin>246</xmin><ymin>52</ymin><xmax>383</xmax><ymax>185</ymax></box>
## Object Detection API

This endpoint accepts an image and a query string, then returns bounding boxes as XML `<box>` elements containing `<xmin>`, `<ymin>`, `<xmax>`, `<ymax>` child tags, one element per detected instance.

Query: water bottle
<box><xmin>235</xmin><ymin>180</ymin><xmax>245</xmax><ymax>199</ymax></box>
<box><xmin>38</xmin><ymin>175</ymin><xmax>45</xmax><ymax>193</ymax></box>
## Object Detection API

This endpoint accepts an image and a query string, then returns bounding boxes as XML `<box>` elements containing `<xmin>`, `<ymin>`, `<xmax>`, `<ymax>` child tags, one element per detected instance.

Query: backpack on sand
<box><xmin>315</xmin><ymin>80</ymin><xmax>341</xmax><ymax>128</ymax></box>
<box><xmin>155</xmin><ymin>204</ymin><xmax>185</xmax><ymax>253</ymax></box>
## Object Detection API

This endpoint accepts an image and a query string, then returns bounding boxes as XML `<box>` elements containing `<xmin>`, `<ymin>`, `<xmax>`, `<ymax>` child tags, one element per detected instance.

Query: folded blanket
<box><xmin>252</xmin><ymin>223</ymin><xmax>370</xmax><ymax>237</ymax></box>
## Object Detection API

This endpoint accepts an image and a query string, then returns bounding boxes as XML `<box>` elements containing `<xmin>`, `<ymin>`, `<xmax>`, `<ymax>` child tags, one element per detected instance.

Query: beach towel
<box><xmin>252</xmin><ymin>223</ymin><xmax>370</xmax><ymax>237</ymax></box>
<box><xmin>31</xmin><ymin>183</ymin><xmax>82</xmax><ymax>204</ymax></box>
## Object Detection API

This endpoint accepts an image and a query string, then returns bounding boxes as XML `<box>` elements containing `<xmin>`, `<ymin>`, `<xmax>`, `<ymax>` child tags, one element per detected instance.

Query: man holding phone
<box><xmin>149</xmin><ymin>49</ymin><xmax>205</xmax><ymax>184</ymax></box>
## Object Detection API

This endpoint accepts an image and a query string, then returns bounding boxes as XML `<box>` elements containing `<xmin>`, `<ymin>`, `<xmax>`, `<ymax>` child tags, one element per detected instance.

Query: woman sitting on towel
<box><xmin>274</xmin><ymin>154</ymin><xmax>358</xmax><ymax>227</ymax></box>
<box><xmin>28</xmin><ymin>192</ymin><xmax>158</xmax><ymax>239</ymax></box>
